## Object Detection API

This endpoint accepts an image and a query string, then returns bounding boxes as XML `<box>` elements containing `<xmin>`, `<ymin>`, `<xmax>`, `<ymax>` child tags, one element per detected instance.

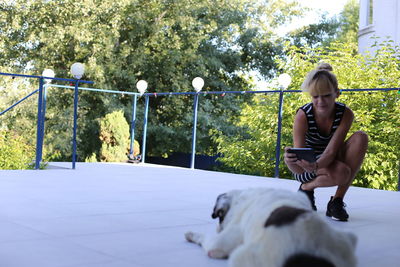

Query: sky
<box><xmin>254</xmin><ymin>0</ymin><xmax>353</xmax><ymax>90</ymax></box>
<box><xmin>292</xmin><ymin>0</ymin><xmax>352</xmax><ymax>28</ymax></box>
<box><xmin>298</xmin><ymin>0</ymin><xmax>350</xmax><ymax>15</ymax></box>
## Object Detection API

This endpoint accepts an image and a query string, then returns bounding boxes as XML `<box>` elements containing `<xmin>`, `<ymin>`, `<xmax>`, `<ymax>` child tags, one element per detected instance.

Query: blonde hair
<box><xmin>301</xmin><ymin>63</ymin><xmax>339</xmax><ymax>95</ymax></box>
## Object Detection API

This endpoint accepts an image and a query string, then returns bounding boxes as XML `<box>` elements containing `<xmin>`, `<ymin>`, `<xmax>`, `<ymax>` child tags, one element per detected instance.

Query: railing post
<box><xmin>72</xmin><ymin>80</ymin><xmax>80</xmax><ymax>169</ymax></box>
<box><xmin>141</xmin><ymin>95</ymin><xmax>150</xmax><ymax>163</ymax></box>
<box><xmin>190</xmin><ymin>93</ymin><xmax>200</xmax><ymax>169</ymax></box>
<box><xmin>129</xmin><ymin>94</ymin><xmax>138</xmax><ymax>158</ymax></box>
<box><xmin>35</xmin><ymin>78</ymin><xmax>45</xmax><ymax>169</ymax></box>
<box><xmin>274</xmin><ymin>89</ymin><xmax>284</xmax><ymax>177</ymax></box>
<box><xmin>398</xmin><ymin>160</ymin><xmax>400</xmax><ymax>192</ymax></box>
<box><xmin>39</xmin><ymin>84</ymin><xmax>47</xmax><ymax>161</ymax></box>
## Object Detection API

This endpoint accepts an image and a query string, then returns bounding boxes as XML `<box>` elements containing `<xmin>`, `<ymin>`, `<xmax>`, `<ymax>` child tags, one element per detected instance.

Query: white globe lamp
<box><xmin>192</xmin><ymin>77</ymin><xmax>204</xmax><ymax>92</ymax></box>
<box><xmin>278</xmin><ymin>73</ymin><xmax>291</xmax><ymax>89</ymax></box>
<box><xmin>42</xmin><ymin>69</ymin><xmax>55</xmax><ymax>84</ymax></box>
<box><xmin>136</xmin><ymin>80</ymin><xmax>148</xmax><ymax>96</ymax></box>
<box><xmin>70</xmin><ymin>63</ymin><xmax>85</xmax><ymax>79</ymax></box>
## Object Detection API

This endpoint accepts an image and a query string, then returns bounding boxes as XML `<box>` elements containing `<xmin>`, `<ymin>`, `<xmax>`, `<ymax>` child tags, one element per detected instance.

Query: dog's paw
<box><xmin>185</xmin><ymin>231</ymin><xmax>195</xmax><ymax>242</ymax></box>
<box><xmin>208</xmin><ymin>249</ymin><xmax>228</xmax><ymax>259</ymax></box>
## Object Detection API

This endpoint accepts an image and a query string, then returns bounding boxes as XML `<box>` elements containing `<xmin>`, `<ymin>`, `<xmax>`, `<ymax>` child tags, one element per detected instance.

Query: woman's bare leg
<box><xmin>301</xmin><ymin>131</ymin><xmax>368</xmax><ymax>194</ymax></box>
<box><xmin>334</xmin><ymin>131</ymin><xmax>368</xmax><ymax>198</ymax></box>
<box><xmin>301</xmin><ymin>160</ymin><xmax>351</xmax><ymax>191</ymax></box>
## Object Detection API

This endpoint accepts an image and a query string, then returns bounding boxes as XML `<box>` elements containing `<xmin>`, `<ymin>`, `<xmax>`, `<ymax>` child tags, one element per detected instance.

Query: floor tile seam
<box><xmin>17</xmin><ymin>221</ymin><xmax>212</xmax><ymax>240</ymax></box>
<box><xmin>62</xmin><ymin>238</ymin><xmax>205</xmax><ymax>264</ymax></box>
<box><xmin>128</xmin><ymin>246</ymin><xmax>204</xmax><ymax>259</ymax></box>
<box><xmin>113</xmin><ymin>221</ymin><xmax>215</xmax><ymax>232</ymax></box>
<box><xmin>345</xmin><ymin>220</ymin><xmax>398</xmax><ymax>229</ymax></box>
<box><xmin>352</xmin><ymin>208</ymin><xmax>400</xmax><ymax>216</ymax></box>
<box><xmin>0</xmin><ymin>234</ymin><xmax>133</xmax><ymax>265</ymax></box>
<box><xmin>60</xmin><ymin>258</ymin><xmax>146</xmax><ymax>267</ymax></box>
<box><xmin>61</xmin><ymin>222</ymin><xmax>214</xmax><ymax>239</ymax></box>
<box><xmin>9</xmin><ymin>219</ymin><xmax>211</xmax><ymax>238</ymax></box>
<box><xmin>7</xmin><ymin>218</ymin><xmax>141</xmax><ymax>238</ymax></box>
<box><xmin>0</xmin><ymin>220</ymin><xmax>61</xmax><ymax>242</ymax></box>
<box><xmin>0</xmin><ymin>235</ymin><xmax>61</xmax><ymax>245</ymax></box>
<box><xmin>55</xmin><ymin>238</ymin><xmax>145</xmax><ymax>266</ymax></box>
<box><xmin>326</xmin><ymin>219</ymin><xmax>378</xmax><ymax>226</ymax></box>
<box><xmin>9</xmin><ymin>207</ymin><xmax>213</xmax><ymax>221</ymax></box>
<box><xmin>355</xmin><ymin>245</ymin><xmax>399</xmax><ymax>258</ymax></box>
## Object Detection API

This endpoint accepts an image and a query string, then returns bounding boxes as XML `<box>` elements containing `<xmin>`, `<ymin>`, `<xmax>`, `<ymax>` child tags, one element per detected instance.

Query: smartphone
<box><xmin>287</xmin><ymin>148</ymin><xmax>316</xmax><ymax>162</ymax></box>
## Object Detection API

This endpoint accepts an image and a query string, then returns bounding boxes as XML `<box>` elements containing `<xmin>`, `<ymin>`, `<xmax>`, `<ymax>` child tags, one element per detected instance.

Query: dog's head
<box><xmin>211</xmin><ymin>193</ymin><xmax>232</xmax><ymax>231</ymax></box>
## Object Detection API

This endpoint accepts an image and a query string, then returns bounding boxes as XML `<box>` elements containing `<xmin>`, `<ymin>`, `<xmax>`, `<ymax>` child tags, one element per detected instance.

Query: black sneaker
<box><xmin>298</xmin><ymin>184</ymin><xmax>317</xmax><ymax>211</ymax></box>
<box><xmin>326</xmin><ymin>196</ymin><xmax>349</xmax><ymax>221</ymax></box>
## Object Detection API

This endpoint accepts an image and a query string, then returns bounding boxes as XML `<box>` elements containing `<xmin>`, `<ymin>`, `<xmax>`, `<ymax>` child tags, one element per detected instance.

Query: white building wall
<box><xmin>358</xmin><ymin>0</ymin><xmax>400</xmax><ymax>55</ymax></box>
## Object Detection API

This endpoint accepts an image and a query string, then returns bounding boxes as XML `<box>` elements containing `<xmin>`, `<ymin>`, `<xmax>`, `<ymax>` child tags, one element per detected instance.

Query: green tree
<box><xmin>215</xmin><ymin>41</ymin><xmax>400</xmax><ymax>191</ymax></box>
<box><xmin>0</xmin><ymin>68</ymin><xmax>38</xmax><ymax>159</ymax></box>
<box><xmin>0</xmin><ymin>0</ymin><xmax>303</xmax><ymax>161</ymax></box>
<box><xmin>287</xmin><ymin>15</ymin><xmax>340</xmax><ymax>48</ymax></box>
<box><xmin>99</xmin><ymin>110</ymin><xmax>130</xmax><ymax>162</ymax></box>
<box><xmin>0</xmin><ymin>130</ymin><xmax>35</xmax><ymax>169</ymax></box>
<box><xmin>336</xmin><ymin>0</ymin><xmax>359</xmax><ymax>43</ymax></box>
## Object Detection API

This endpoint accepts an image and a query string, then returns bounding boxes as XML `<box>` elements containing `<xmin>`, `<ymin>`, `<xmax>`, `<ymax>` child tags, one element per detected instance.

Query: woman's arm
<box><xmin>284</xmin><ymin>110</ymin><xmax>308</xmax><ymax>174</ymax></box>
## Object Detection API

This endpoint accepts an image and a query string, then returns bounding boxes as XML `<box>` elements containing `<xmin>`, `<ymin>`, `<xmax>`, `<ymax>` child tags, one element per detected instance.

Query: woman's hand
<box><xmin>296</xmin><ymin>160</ymin><xmax>318</xmax><ymax>173</ymax></box>
<box><xmin>284</xmin><ymin>147</ymin><xmax>318</xmax><ymax>174</ymax></box>
<box><xmin>284</xmin><ymin>147</ymin><xmax>298</xmax><ymax>165</ymax></box>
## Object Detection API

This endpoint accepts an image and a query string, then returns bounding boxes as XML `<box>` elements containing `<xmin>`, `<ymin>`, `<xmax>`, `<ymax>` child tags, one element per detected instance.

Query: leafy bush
<box><xmin>0</xmin><ymin>130</ymin><xmax>35</xmax><ymax>169</ymax></box>
<box><xmin>99</xmin><ymin>110</ymin><xmax>140</xmax><ymax>162</ymax></box>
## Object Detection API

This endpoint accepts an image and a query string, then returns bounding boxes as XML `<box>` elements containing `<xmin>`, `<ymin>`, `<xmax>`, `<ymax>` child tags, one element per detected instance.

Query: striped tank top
<box><xmin>299</xmin><ymin>102</ymin><xmax>346</xmax><ymax>157</ymax></box>
<box><xmin>293</xmin><ymin>102</ymin><xmax>346</xmax><ymax>183</ymax></box>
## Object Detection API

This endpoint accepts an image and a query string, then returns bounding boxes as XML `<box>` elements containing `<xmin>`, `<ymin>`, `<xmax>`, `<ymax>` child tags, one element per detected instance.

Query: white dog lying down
<box><xmin>185</xmin><ymin>188</ymin><xmax>357</xmax><ymax>267</ymax></box>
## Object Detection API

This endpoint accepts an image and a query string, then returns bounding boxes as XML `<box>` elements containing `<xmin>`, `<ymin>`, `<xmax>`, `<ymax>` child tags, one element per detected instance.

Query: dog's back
<box><xmin>230</xmin><ymin>205</ymin><xmax>357</xmax><ymax>267</ymax></box>
<box><xmin>223</xmin><ymin>188</ymin><xmax>312</xmax><ymax>242</ymax></box>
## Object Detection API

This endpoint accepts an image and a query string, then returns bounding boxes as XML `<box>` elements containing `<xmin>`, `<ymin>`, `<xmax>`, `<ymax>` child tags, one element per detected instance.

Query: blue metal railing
<box><xmin>129</xmin><ymin>94</ymin><xmax>138</xmax><ymax>158</ymax></box>
<box><xmin>1</xmin><ymin>74</ymin><xmax>399</xmax><ymax>187</ymax></box>
<box><xmin>0</xmin><ymin>72</ymin><xmax>94</xmax><ymax>169</ymax></box>
<box><xmin>141</xmin><ymin>95</ymin><xmax>150</xmax><ymax>164</ymax></box>
<box><xmin>0</xmin><ymin>89</ymin><xmax>39</xmax><ymax>116</ymax></box>
<box><xmin>274</xmin><ymin>89</ymin><xmax>285</xmax><ymax>177</ymax></box>
<box><xmin>137</xmin><ymin>87</ymin><xmax>400</xmax><ymax>177</ymax></box>
<box><xmin>39</xmin><ymin>84</ymin><xmax>143</xmax><ymax>165</ymax></box>
<box><xmin>190</xmin><ymin>93</ymin><xmax>200</xmax><ymax>169</ymax></box>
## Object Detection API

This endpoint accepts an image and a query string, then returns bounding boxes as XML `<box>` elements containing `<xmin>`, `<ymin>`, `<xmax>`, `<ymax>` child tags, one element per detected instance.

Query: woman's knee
<box><xmin>332</xmin><ymin>162</ymin><xmax>352</xmax><ymax>185</ymax></box>
<box><xmin>351</xmin><ymin>131</ymin><xmax>369</xmax><ymax>148</ymax></box>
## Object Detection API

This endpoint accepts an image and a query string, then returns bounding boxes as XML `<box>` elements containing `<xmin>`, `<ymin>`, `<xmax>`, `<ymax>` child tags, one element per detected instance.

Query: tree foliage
<box><xmin>0</xmin><ymin>68</ymin><xmax>38</xmax><ymax>155</ymax></box>
<box><xmin>215</xmin><ymin>41</ymin><xmax>400</xmax><ymax>190</ymax></box>
<box><xmin>0</xmin><ymin>0</ymin><xmax>303</xmax><ymax>163</ymax></box>
<box><xmin>99</xmin><ymin>110</ymin><xmax>132</xmax><ymax>162</ymax></box>
<box><xmin>0</xmin><ymin>130</ymin><xmax>35</xmax><ymax>169</ymax></box>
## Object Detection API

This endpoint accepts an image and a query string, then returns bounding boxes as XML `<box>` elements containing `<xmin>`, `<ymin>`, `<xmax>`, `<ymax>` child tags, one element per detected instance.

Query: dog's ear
<box><xmin>211</xmin><ymin>193</ymin><xmax>231</xmax><ymax>224</ymax></box>
<box><xmin>264</xmin><ymin>206</ymin><xmax>309</xmax><ymax>227</ymax></box>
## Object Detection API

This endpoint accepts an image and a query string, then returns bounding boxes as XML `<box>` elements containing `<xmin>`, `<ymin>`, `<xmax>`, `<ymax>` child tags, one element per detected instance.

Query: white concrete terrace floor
<box><xmin>0</xmin><ymin>162</ymin><xmax>399</xmax><ymax>267</ymax></box>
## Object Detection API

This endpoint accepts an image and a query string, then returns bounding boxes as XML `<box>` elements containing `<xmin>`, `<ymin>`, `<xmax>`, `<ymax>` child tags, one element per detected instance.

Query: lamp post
<box><xmin>136</xmin><ymin>80</ymin><xmax>149</xmax><ymax>163</ymax></box>
<box><xmin>274</xmin><ymin>73</ymin><xmax>291</xmax><ymax>177</ymax></box>
<box><xmin>131</xmin><ymin>80</ymin><xmax>147</xmax><ymax>162</ymax></box>
<box><xmin>70</xmin><ymin>63</ymin><xmax>85</xmax><ymax>169</ymax></box>
<box><xmin>42</xmin><ymin>70</ymin><xmax>54</xmax><ymax>123</ymax></box>
<box><xmin>190</xmin><ymin>77</ymin><xmax>204</xmax><ymax>169</ymax></box>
